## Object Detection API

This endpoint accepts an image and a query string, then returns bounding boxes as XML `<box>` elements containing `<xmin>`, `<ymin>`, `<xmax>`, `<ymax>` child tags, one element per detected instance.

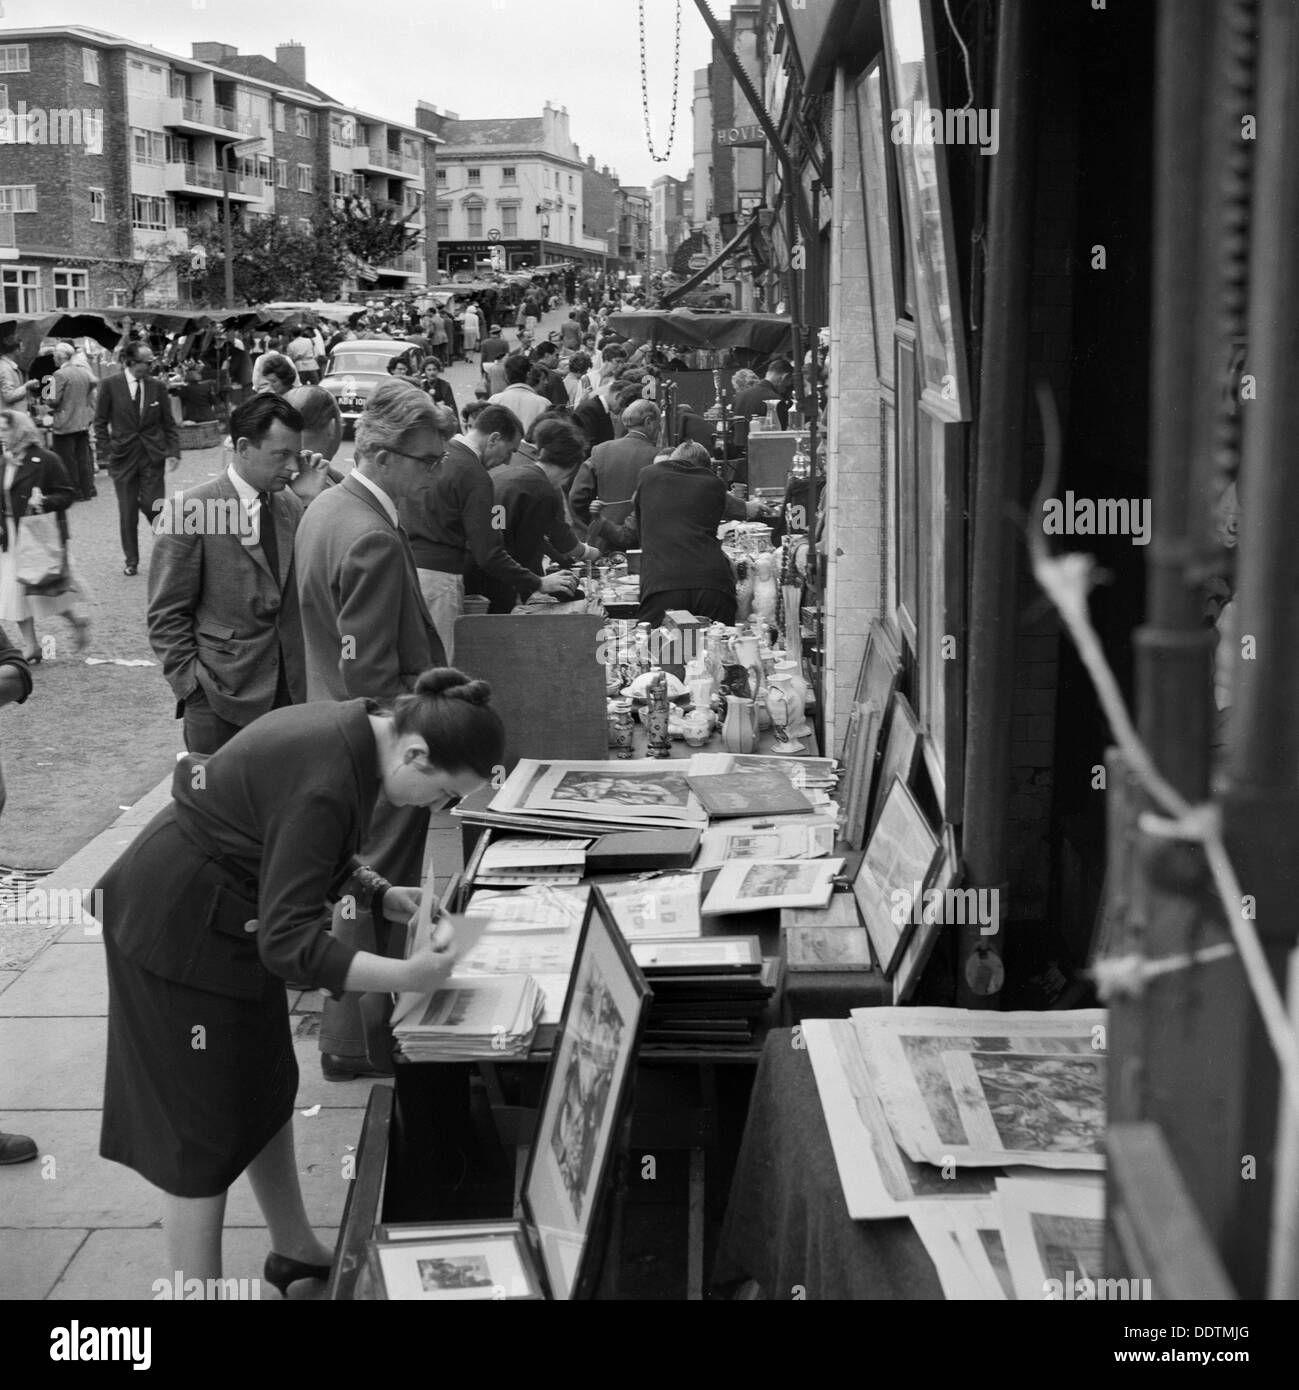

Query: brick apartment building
<box><xmin>0</xmin><ymin>26</ymin><xmax>441</xmax><ymax>310</ymax></box>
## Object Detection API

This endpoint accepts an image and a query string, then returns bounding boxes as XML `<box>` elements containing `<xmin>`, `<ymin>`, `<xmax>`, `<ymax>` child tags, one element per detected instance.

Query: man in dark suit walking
<box><xmin>146</xmin><ymin>394</ymin><xmax>311</xmax><ymax>755</ymax></box>
<box><xmin>93</xmin><ymin>341</ymin><xmax>180</xmax><ymax>575</ymax></box>
<box><xmin>294</xmin><ymin>378</ymin><xmax>449</xmax><ymax>1079</ymax></box>
<box><xmin>569</xmin><ymin>399</ymin><xmax>662</xmax><ymax>533</ymax></box>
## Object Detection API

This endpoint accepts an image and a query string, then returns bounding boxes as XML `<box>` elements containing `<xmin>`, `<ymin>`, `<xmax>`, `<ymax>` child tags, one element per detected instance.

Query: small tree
<box><xmin>330</xmin><ymin>193</ymin><xmax>422</xmax><ymax>271</ymax></box>
<box><xmin>186</xmin><ymin>205</ymin><xmax>349</xmax><ymax>305</ymax></box>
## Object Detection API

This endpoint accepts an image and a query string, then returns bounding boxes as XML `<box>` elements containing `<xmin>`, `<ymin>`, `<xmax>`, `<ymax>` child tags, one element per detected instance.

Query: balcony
<box><xmin>161</xmin><ymin>97</ymin><xmax>262</xmax><ymax>140</ymax></box>
<box><xmin>351</xmin><ymin>145</ymin><xmax>422</xmax><ymax>178</ymax></box>
<box><xmin>164</xmin><ymin>162</ymin><xmax>264</xmax><ymax>201</ymax></box>
<box><xmin>0</xmin><ymin>210</ymin><xmax>17</xmax><ymax>260</ymax></box>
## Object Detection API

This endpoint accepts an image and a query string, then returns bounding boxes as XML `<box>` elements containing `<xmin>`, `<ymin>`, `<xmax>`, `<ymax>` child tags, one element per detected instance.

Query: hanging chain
<box><xmin>639</xmin><ymin>0</ymin><xmax>682</xmax><ymax>164</ymax></box>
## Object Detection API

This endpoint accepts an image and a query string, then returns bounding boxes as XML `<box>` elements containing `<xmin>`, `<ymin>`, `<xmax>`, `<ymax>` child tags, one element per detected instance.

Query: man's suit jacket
<box><xmin>93</xmin><ymin>371</ymin><xmax>179</xmax><ymax>478</ymax></box>
<box><xmin>294</xmin><ymin>472</ymin><xmax>445</xmax><ymax>704</ymax></box>
<box><xmin>574</xmin><ymin>397</ymin><xmax>616</xmax><ymax>450</ymax></box>
<box><xmin>569</xmin><ymin>430</ymin><xmax>658</xmax><ymax>528</ymax></box>
<box><xmin>147</xmin><ymin>475</ymin><xmax>307</xmax><ymax>727</ymax></box>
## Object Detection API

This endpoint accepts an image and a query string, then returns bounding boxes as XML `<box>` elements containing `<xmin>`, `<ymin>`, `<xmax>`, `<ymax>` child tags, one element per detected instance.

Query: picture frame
<box><xmin>843</xmin><ymin>621</ymin><xmax>902</xmax><ymax>849</ymax></box>
<box><xmin>852</xmin><ymin>775</ymin><xmax>941</xmax><ymax>979</ymax></box>
<box><xmin>785</xmin><ymin>923</ymin><xmax>873</xmax><ymax>973</ymax></box>
<box><xmin>856</xmin><ymin>57</ymin><xmax>902</xmax><ymax>390</ymax></box>
<box><xmin>881</xmin><ymin>0</ymin><xmax>972</xmax><ymax>421</ymax></box>
<box><xmin>367</xmin><ymin>1222</ymin><xmax>543</xmax><ymax>1301</ymax></box>
<box><xmin>895</xmin><ymin>327</ymin><xmax>920</xmax><ymax>652</ymax></box>
<box><xmin>521</xmin><ymin>885</ymin><xmax>651</xmax><ymax>1300</ymax></box>
<box><xmin>867</xmin><ymin>692</ymin><xmax>923</xmax><ymax>842</ymax></box>
<box><xmin>892</xmin><ymin>821</ymin><xmax>959</xmax><ymax>1004</ymax></box>
<box><xmin>702</xmin><ymin>858</ymin><xmax>846</xmax><ymax>916</ymax></box>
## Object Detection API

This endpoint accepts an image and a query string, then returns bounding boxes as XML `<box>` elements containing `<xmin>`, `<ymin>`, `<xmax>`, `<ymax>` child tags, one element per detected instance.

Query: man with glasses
<box><xmin>93</xmin><ymin>342</ymin><xmax>180</xmax><ymax>575</ymax></box>
<box><xmin>401</xmin><ymin>403</ymin><xmax>579</xmax><ymax>661</ymax></box>
<box><xmin>293</xmin><ymin>378</ymin><xmax>449</xmax><ymax>1081</ymax></box>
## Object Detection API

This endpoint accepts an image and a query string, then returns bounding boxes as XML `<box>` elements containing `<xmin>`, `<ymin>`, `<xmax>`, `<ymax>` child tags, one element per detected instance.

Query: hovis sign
<box><xmin>715</xmin><ymin>123</ymin><xmax>765</xmax><ymax>147</ymax></box>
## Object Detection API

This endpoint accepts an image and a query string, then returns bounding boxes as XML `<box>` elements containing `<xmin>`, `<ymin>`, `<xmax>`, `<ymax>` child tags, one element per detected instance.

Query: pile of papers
<box><xmin>473</xmin><ymin>837</ymin><xmax>591</xmax><ymax>887</ymax></box>
<box><xmin>598</xmin><ymin>874</ymin><xmax>703</xmax><ymax>940</ymax></box>
<box><xmin>803</xmin><ymin>1007</ymin><xmax>1109</xmax><ymax>1299</ymax></box>
<box><xmin>393</xmin><ymin>974</ymin><xmax>544</xmax><ymax>1061</ymax></box>
<box><xmin>633</xmin><ymin>936</ymin><xmax>777</xmax><ymax>1046</ymax></box>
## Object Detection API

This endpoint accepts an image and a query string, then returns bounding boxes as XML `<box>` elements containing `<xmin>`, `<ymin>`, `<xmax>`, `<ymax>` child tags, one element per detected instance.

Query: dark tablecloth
<box><xmin>711</xmin><ymin>1028</ymin><xmax>942</xmax><ymax>1300</ymax></box>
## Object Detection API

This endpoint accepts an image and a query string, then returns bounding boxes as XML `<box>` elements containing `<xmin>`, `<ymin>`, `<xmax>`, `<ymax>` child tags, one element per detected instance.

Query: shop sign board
<box><xmin>715</xmin><ymin>122</ymin><xmax>766</xmax><ymax>147</ymax></box>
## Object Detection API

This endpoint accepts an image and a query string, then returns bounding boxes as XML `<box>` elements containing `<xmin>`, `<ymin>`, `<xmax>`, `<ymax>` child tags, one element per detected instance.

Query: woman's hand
<box><xmin>382</xmin><ymin>884</ymin><xmax>421</xmax><ymax>923</ymax></box>
<box><xmin>402</xmin><ymin>941</ymin><xmax>456</xmax><ymax>996</ymax></box>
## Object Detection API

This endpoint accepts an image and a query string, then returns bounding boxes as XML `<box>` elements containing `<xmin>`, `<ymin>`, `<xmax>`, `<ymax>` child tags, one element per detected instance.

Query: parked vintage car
<box><xmin>320</xmin><ymin>337</ymin><xmax>426</xmax><ymax>427</ymax></box>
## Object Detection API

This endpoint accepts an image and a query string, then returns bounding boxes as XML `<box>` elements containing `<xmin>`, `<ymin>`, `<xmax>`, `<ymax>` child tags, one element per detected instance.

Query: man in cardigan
<box><xmin>569</xmin><ymin>399</ymin><xmax>662</xmax><ymax>534</ymax></box>
<box><xmin>93</xmin><ymin>342</ymin><xmax>180</xmax><ymax>575</ymax></box>
<box><xmin>147</xmin><ymin>393</ymin><xmax>310</xmax><ymax>754</ymax></box>
<box><xmin>401</xmin><ymin>403</ymin><xmax>578</xmax><ymax>660</ymax></box>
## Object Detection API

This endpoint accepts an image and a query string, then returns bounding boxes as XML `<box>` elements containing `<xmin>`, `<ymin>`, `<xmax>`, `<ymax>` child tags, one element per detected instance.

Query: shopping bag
<box><xmin>15</xmin><ymin>511</ymin><xmax>70</xmax><ymax>595</ymax></box>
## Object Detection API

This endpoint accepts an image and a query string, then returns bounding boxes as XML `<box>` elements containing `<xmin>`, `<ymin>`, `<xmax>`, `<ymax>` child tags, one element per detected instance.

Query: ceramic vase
<box><xmin>734</xmin><ymin>560</ymin><xmax>755</xmax><ymax>624</ymax></box>
<box><xmin>721</xmin><ymin>695</ymin><xmax>758</xmax><ymax>755</ymax></box>
<box><xmin>765</xmin><ymin>672</ymin><xmax>806</xmax><ymax>753</ymax></box>
<box><xmin>751</xmin><ymin>552</ymin><xmax>778</xmax><ymax>641</ymax></box>
<box><xmin>773</xmin><ymin>659</ymin><xmax>812</xmax><ymax>737</ymax></box>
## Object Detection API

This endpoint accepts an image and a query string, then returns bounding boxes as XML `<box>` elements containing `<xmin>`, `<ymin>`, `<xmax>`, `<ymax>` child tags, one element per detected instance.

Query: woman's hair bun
<box><xmin>415</xmin><ymin>667</ymin><xmax>493</xmax><ymax>706</ymax></box>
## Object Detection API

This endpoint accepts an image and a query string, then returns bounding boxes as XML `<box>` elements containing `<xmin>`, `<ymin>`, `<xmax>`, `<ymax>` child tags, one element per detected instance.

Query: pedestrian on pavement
<box><xmin>0</xmin><ymin>409</ymin><xmax>93</xmax><ymax>661</ymax></box>
<box><xmin>488</xmin><ymin>354</ymin><xmax>550</xmax><ymax>436</ymax></box>
<box><xmin>286</xmin><ymin>326</ymin><xmax>321</xmax><ymax>386</ymax></box>
<box><xmin>530</xmin><ymin>342</ymin><xmax>570</xmax><ymax>408</ymax></box>
<box><xmin>564</xmin><ymin>352</ymin><xmax>595</xmax><ymax>408</ymax></box>
<box><xmin>93</xmin><ymin>342</ymin><xmax>180</xmax><ymax>576</ymax></box>
<box><xmin>461</xmin><ymin>301</ymin><xmax>482</xmax><ymax>357</ymax></box>
<box><xmin>421</xmin><ymin>357</ymin><xmax>458</xmax><ymax>415</ymax></box>
<box><xmin>96</xmin><ymin>666</ymin><xmax>502</xmax><ymax>1293</ymax></box>
<box><xmin>48</xmin><ymin>344</ymin><xmax>99</xmax><ymax>501</ymax></box>
<box><xmin>0</xmin><ymin>623</ymin><xmax>35</xmax><ymax>1166</ymax></box>
<box><xmin>573</xmin><ymin>374</ymin><xmax>622</xmax><ymax>452</ymax></box>
<box><xmin>251</xmin><ymin>351</ymin><xmax>298</xmax><ymax>396</ymax></box>
<box><xmin>559</xmin><ymin>310</ymin><xmax>583</xmax><ymax>353</ymax></box>
<box><xmin>403</xmin><ymin>403</ymin><xmax>578</xmax><ymax>658</ymax></box>
<box><xmin>147</xmin><ymin>393</ymin><xmax>313</xmax><ymax>756</ymax></box>
<box><xmin>0</xmin><ymin>336</ymin><xmax>41</xmax><ymax>415</ymax></box>
<box><xmin>479</xmin><ymin>323</ymin><xmax>508</xmax><ymax>369</ymax></box>
<box><xmin>294</xmin><ymin>378</ymin><xmax>449</xmax><ymax>1082</ymax></box>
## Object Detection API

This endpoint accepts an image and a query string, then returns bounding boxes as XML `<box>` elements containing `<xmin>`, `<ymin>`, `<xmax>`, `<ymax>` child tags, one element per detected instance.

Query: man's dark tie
<box><xmin>256</xmin><ymin>492</ymin><xmax>279</xmax><ymax>578</ymax></box>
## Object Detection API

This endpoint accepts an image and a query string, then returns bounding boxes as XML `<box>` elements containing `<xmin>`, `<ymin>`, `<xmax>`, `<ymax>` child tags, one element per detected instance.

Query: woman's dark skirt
<box><xmin>98</xmin><ymin>810</ymin><xmax>298</xmax><ymax>1198</ymax></box>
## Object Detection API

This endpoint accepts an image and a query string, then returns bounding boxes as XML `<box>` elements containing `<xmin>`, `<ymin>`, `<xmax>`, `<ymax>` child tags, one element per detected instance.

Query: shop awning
<box><xmin>604</xmin><ymin>308</ymin><xmax>792</xmax><ymax>355</ymax></box>
<box><xmin>660</xmin><ymin>217</ymin><xmax>761</xmax><ymax>307</ymax></box>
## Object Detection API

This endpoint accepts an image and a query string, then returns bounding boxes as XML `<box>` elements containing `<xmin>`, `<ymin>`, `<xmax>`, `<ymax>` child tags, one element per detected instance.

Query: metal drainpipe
<box><xmin>956</xmin><ymin>0</ymin><xmax>1038</xmax><ymax>1007</ymax></box>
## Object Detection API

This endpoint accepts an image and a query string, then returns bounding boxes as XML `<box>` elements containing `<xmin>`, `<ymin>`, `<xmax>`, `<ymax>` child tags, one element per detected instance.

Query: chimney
<box><xmin>276</xmin><ymin>42</ymin><xmax>306</xmax><ymax>86</ymax></box>
<box><xmin>192</xmin><ymin>42</ymin><xmax>238</xmax><ymax>65</ymax></box>
<box><xmin>587</xmin><ymin>154</ymin><xmax>596</xmax><ymax>168</ymax></box>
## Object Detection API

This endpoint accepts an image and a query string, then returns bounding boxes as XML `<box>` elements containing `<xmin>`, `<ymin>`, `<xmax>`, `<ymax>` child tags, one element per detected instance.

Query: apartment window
<box><xmin>467</xmin><ymin>168</ymin><xmax>481</xmax><ymax>185</ymax></box>
<box><xmin>165</xmin><ymin>135</ymin><xmax>192</xmax><ymax>164</ymax></box>
<box><xmin>436</xmin><ymin>169</ymin><xmax>447</xmax><ymax>186</ymax></box>
<box><xmin>0</xmin><ymin>46</ymin><xmax>30</xmax><ymax>74</ymax></box>
<box><xmin>2</xmin><ymin>266</ymin><xmax>40</xmax><ymax>313</ymax></box>
<box><xmin>569</xmin><ymin>214</ymin><xmax>574</xmax><ymax>244</ymax></box>
<box><xmin>297</xmin><ymin>164</ymin><xmax>313</xmax><ymax>193</ymax></box>
<box><xmin>276</xmin><ymin>159</ymin><xmax>288</xmax><ymax>189</ymax></box>
<box><xmin>434</xmin><ymin>205</ymin><xmax>449</xmax><ymax>239</ymax></box>
<box><xmin>543</xmin><ymin>169</ymin><xmax>550</xmax><ymax>187</ymax></box>
<box><xmin>53</xmin><ymin>269</ymin><xmax>89</xmax><ymax>309</ymax></box>
<box><xmin>274</xmin><ymin>102</ymin><xmax>286</xmax><ymax>133</ymax></box>
<box><xmin>0</xmin><ymin>186</ymin><xmax>38</xmax><ymax>213</ymax></box>
<box><xmin>82</xmin><ymin>48</ymin><xmax>100</xmax><ymax>85</ymax></box>
<box><xmin>0</xmin><ymin>86</ymin><xmax>7</xmax><ymax>111</ymax></box>
<box><xmin>89</xmin><ymin>187</ymin><xmax>105</xmax><ymax>222</ymax></box>
<box><xmin>501</xmin><ymin>205</ymin><xmax>518</xmax><ymax>238</ymax></box>
<box><xmin>501</xmin><ymin>167</ymin><xmax>516</xmax><ymax>185</ymax></box>
<box><xmin>351</xmin><ymin>174</ymin><xmax>366</xmax><ymax>197</ymax></box>
<box><xmin>568</xmin><ymin>175</ymin><xmax>574</xmax><ymax>193</ymax></box>
<box><xmin>298</xmin><ymin>218</ymin><xmax>312</xmax><ymax>235</ymax></box>
<box><xmin>466</xmin><ymin>203</ymin><xmax>483</xmax><ymax>238</ymax></box>
<box><xmin>131</xmin><ymin>195</ymin><xmax>169</xmax><ymax>231</ymax></box>
<box><xmin>104</xmin><ymin>288</ymin><xmax>128</xmax><ymax>309</ymax></box>
<box><xmin>332</xmin><ymin>171</ymin><xmax>348</xmax><ymax>196</ymax></box>
<box><xmin>258</xmin><ymin>155</ymin><xmax>272</xmax><ymax>183</ymax></box>
<box><xmin>295</xmin><ymin>110</ymin><xmax>317</xmax><ymax>139</ymax></box>
<box><xmin>132</xmin><ymin>129</ymin><xmax>165</xmax><ymax>165</ymax></box>
<box><xmin>127</xmin><ymin>59</ymin><xmax>167</xmax><ymax>96</ymax></box>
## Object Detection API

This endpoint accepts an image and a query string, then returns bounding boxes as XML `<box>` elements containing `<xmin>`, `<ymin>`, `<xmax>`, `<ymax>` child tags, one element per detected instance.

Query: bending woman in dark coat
<box><xmin>97</xmin><ymin>668</ymin><xmax>504</xmax><ymax>1296</ymax></box>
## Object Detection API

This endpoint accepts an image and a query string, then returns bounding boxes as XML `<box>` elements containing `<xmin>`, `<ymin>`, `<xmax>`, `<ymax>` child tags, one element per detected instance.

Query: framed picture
<box><xmin>894</xmin><ymin>328</ymin><xmax>920</xmax><ymax>652</ymax></box>
<box><xmin>882</xmin><ymin>0</ymin><xmax>972</xmax><ymax>421</ymax></box>
<box><xmin>852</xmin><ymin>775</ymin><xmax>940</xmax><ymax>978</ymax></box>
<box><xmin>843</xmin><ymin>621</ymin><xmax>902</xmax><ymax>849</ymax></box>
<box><xmin>522</xmin><ymin>886</ymin><xmax>651</xmax><ymax>1300</ymax></box>
<box><xmin>868</xmin><ymin>692</ymin><xmax>923</xmax><ymax>841</ymax></box>
<box><xmin>785</xmin><ymin>924</ymin><xmax>873</xmax><ymax>972</ymax></box>
<box><xmin>892</xmin><ymin>821</ymin><xmax>959</xmax><ymax>1004</ymax></box>
<box><xmin>367</xmin><ymin>1222</ymin><xmax>543</xmax><ymax>1301</ymax></box>
<box><xmin>702</xmin><ymin>858</ymin><xmax>846</xmax><ymax>916</ymax></box>
<box><xmin>855</xmin><ymin>58</ymin><xmax>902</xmax><ymax>389</ymax></box>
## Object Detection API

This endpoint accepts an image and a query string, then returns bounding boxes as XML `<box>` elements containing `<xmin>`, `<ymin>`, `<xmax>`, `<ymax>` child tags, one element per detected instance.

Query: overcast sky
<box><xmin>8</xmin><ymin>0</ymin><xmax>725</xmax><ymax>186</ymax></box>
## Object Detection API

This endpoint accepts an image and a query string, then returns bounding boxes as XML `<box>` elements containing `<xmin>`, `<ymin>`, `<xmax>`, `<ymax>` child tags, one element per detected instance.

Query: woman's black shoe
<box><xmin>320</xmin><ymin>1052</ymin><xmax>393</xmax><ymax>1081</ymax></box>
<box><xmin>123</xmin><ymin>563</ymin><xmax>138</xmax><ymax>577</ymax></box>
<box><xmin>263</xmin><ymin>1251</ymin><xmax>331</xmax><ymax>1298</ymax></box>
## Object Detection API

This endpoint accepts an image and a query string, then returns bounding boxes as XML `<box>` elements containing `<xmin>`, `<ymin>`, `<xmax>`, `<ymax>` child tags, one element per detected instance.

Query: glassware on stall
<box><xmin>751</xmin><ymin>551</ymin><xmax>779</xmax><ymax>641</ymax></box>
<box><xmin>607</xmin><ymin>699</ymin><xmax>635</xmax><ymax>759</ymax></box>
<box><xmin>645</xmin><ymin>670</ymin><xmax>672</xmax><ymax>758</ymax></box>
<box><xmin>763</xmin><ymin>400</ymin><xmax>783</xmax><ymax>432</ymax></box>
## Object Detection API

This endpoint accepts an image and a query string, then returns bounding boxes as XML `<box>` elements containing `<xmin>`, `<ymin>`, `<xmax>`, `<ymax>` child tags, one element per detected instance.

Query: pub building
<box><xmin>322</xmin><ymin>0</ymin><xmax>1298</xmax><ymax>1303</ymax></box>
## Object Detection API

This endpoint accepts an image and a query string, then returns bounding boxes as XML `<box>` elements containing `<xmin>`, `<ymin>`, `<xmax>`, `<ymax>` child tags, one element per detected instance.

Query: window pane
<box><xmin>467</xmin><ymin>206</ymin><xmax>482</xmax><ymax>237</ymax></box>
<box><xmin>83</xmin><ymin>49</ymin><xmax>100</xmax><ymax>85</ymax></box>
<box><xmin>0</xmin><ymin>46</ymin><xmax>31</xmax><ymax>74</ymax></box>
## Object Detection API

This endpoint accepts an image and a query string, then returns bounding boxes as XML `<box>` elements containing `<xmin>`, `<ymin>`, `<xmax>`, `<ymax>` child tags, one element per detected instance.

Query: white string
<box><xmin>1092</xmin><ymin>943</ymin><xmax>1237</xmax><ymax>1001</ymax></box>
<box><xmin>942</xmin><ymin>0</ymin><xmax>976</xmax><ymax>111</ymax></box>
